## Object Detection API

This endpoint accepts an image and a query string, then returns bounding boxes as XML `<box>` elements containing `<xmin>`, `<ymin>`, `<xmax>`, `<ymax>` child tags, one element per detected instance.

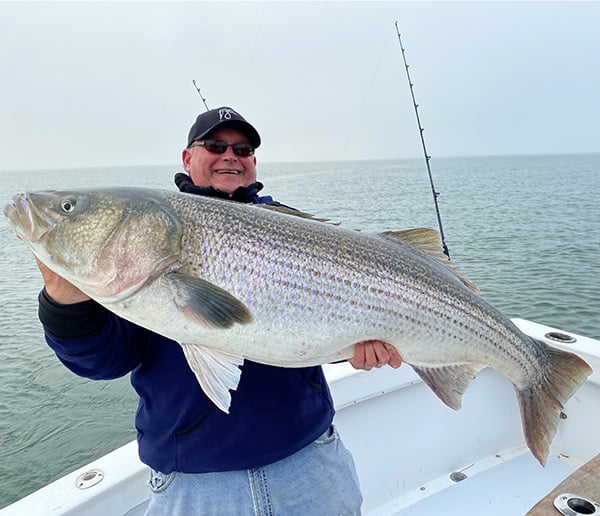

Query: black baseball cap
<box><xmin>187</xmin><ymin>107</ymin><xmax>261</xmax><ymax>149</ymax></box>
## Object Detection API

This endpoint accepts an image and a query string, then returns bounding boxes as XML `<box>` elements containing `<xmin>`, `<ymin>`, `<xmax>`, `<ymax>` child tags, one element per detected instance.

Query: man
<box><xmin>36</xmin><ymin>106</ymin><xmax>402</xmax><ymax>514</ymax></box>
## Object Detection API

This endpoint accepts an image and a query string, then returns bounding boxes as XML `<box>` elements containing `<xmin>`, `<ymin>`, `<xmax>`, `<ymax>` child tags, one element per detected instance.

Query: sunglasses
<box><xmin>189</xmin><ymin>140</ymin><xmax>255</xmax><ymax>157</ymax></box>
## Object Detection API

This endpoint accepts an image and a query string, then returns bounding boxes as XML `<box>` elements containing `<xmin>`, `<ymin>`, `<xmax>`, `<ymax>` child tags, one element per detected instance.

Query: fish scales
<box><xmin>171</xmin><ymin>192</ymin><xmax>546</xmax><ymax>382</ymax></box>
<box><xmin>67</xmin><ymin>190</ymin><xmax>562</xmax><ymax>380</ymax></box>
<box><xmin>3</xmin><ymin>186</ymin><xmax>592</xmax><ymax>465</ymax></box>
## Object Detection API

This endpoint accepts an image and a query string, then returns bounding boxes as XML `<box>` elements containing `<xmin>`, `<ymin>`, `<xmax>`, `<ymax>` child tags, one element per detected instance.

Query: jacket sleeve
<box><xmin>38</xmin><ymin>289</ymin><xmax>148</xmax><ymax>380</ymax></box>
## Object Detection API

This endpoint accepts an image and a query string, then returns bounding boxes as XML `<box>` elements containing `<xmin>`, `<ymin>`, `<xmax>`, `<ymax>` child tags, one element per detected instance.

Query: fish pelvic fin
<box><xmin>169</xmin><ymin>272</ymin><xmax>252</xmax><ymax>328</ymax></box>
<box><xmin>517</xmin><ymin>344</ymin><xmax>592</xmax><ymax>466</ymax></box>
<box><xmin>180</xmin><ymin>343</ymin><xmax>245</xmax><ymax>413</ymax></box>
<box><xmin>412</xmin><ymin>363</ymin><xmax>484</xmax><ymax>410</ymax></box>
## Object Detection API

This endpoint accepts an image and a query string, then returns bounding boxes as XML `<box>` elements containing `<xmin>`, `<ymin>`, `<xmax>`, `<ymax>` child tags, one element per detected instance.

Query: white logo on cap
<box><xmin>219</xmin><ymin>108</ymin><xmax>239</xmax><ymax>121</ymax></box>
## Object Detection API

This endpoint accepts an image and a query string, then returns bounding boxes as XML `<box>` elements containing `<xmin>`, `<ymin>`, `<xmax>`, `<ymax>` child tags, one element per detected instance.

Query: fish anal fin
<box><xmin>180</xmin><ymin>343</ymin><xmax>245</xmax><ymax>413</ymax></box>
<box><xmin>380</xmin><ymin>229</ymin><xmax>479</xmax><ymax>293</ymax></box>
<box><xmin>517</xmin><ymin>343</ymin><xmax>592</xmax><ymax>466</ymax></box>
<box><xmin>169</xmin><ymin>272</ymin><xmax>252</xmax><ymax>329</ymax></box>
<box><xmin>412</xmin><ymin>363</ymin><xmax>483</xmax><ymax>410</ymax></box>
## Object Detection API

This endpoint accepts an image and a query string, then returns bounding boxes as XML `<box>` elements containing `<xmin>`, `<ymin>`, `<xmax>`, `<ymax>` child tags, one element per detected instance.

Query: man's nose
<box><xmin>222</xmin><ymin>144</ymin><xmax>238</xmax><ymax>158</ymax></box>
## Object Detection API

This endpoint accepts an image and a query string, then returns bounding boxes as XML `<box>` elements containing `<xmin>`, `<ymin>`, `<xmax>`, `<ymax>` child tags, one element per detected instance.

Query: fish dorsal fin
<box><xmin>179</xmin><ymin>343</ymin><xmax>244</xmax><ymax>413</ymax></box>
<box><xmin>380</xmin><ymin>229</ymin><xmax>479</xmax><ymax>293</ymax></box>
<box><xmin>168</xmin><ymin>272</ymin><xmax>252</xmax><ymax>328</ymax></box>
<box><xmin>253</xmin><ymin>204</ymin><xmax>339</xmax><ymax>224</ymax></box>
<box><xmin>412</xmin><ymin>363</ymin><xmax>484</xmax><ymax>410</ymax></box>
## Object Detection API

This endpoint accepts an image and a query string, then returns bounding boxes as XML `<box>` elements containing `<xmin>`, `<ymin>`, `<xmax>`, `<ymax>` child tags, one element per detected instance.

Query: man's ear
<box><xmin>182</xmin><ymin>148</ymin><xmax>192</xmax><ymax>172</ymax></box>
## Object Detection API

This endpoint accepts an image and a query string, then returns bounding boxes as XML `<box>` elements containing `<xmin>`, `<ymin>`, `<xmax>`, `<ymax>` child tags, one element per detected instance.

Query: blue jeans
<box><xmin>145</xmin><ymin>426</ymin><xmax>362</xmax><ymax>515</ymax></box>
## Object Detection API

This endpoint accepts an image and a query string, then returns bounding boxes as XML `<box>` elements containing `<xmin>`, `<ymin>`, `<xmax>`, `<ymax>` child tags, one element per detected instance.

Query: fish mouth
<box><xmin>3</xmin><ymin>193</ymin><xmax>53</xmax><ymax>242</ymax></box>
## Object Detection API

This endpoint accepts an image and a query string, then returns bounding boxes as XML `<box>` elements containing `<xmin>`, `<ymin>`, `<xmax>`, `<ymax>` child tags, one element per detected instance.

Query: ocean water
<box><xmin>0</xmin><ymin>154</ymin><xmax>598</xmax><ymax>508</ymax></box>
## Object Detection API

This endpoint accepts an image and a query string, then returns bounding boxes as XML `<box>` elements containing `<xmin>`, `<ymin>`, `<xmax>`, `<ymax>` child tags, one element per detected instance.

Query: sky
<box><xmin>0</xmin><ymin>1</ymin><xmax>599</xmax><ymax>171</ymax></box>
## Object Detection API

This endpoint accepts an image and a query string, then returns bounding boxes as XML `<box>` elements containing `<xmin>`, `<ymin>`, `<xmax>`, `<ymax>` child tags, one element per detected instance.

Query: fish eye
<box><xmin>60</xmin><ymin>199</ymin><xmax>76</xmax><ymax>213</ymax></box>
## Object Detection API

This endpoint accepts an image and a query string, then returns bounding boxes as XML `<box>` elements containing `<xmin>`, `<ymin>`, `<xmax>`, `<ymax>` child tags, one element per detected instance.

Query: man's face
<box><xmin>182</xmin><ymin>127</ymin><xmax>257</xmax><ymax>196</ymax></box>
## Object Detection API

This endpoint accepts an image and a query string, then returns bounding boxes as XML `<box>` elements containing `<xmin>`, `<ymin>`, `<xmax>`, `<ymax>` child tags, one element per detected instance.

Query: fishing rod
<box><xmin>394</xmin><ymin>22</ymin><xmax>451</xmax><ymax>259</ymax></box>
<box><xmin>192</xmin><ymin>79</ymin><xmax>210</xmax><ymax>111</ymax></box>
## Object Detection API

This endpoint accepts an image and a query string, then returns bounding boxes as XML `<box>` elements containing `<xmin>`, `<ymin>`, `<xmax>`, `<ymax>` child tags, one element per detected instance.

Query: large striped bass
<box><xmin>4</xmin><ymin>187</ymin><xmax>592</xmax><ymax>466</ymax></box>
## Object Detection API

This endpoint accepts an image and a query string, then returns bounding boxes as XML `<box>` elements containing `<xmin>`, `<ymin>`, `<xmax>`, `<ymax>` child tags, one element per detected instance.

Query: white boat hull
<box><xmin>2</xmin><ymin>319</ymin><xmax>599</xmax><ymax>515</ymax></box>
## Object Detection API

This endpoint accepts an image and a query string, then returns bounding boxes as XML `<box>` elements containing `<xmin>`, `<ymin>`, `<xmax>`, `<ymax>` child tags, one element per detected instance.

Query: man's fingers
<box><xmin>384</xmin><ymin>343</ymin><xmax>403</xmax><ymax>369</ymax></box>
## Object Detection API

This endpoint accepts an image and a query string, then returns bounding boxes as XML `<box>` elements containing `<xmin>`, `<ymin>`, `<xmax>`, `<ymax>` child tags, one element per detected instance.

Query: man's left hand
<box><xmin>349</xmin><ymin>341</ymin><xmax>402</xmax><ymax>371</ymax></box>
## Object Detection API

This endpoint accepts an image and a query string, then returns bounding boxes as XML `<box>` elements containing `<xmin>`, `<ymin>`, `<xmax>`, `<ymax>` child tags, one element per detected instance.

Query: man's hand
<box><xmin>349</xmin><ymin>340</ymin><xmax>402</xmax><ymax>371</ymax></box>
<box><xmin>34</xmin><ymin>257</ymin><xmax>90</xmax><ymax>304</ymax></box>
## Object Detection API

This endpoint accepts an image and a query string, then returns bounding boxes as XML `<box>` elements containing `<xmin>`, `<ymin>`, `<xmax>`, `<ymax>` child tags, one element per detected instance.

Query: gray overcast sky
<box><xmin>1</xmin><ymin>1</ymin><xmax>599</xmax><ymax>171</ymax></box>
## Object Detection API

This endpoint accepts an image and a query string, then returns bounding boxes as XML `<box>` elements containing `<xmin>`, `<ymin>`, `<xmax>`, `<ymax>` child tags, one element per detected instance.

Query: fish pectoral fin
<box><xmin>169</xmin><ymin>272</ymin><xmax>252</xmax><ymax>329</ymax></box>
<box><xmin>180</xmin><ymin>343</ymin><xmax>245</xmax><ymax>414</ymax></box>
<box><xmin>412</xmin><ymin>363</ymin><xmax>484</xmax><ymax>410</ymax></box>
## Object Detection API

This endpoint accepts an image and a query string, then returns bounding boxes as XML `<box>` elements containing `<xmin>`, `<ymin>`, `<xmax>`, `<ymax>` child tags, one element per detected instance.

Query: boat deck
<box><xmin>370</xmin><ymin>451</ymin><xmax>575</xmax><ymax>515</ymax></box>
<box><xmin>327</xmin><ymin>319</ymin><xmax>600</xmax><ymax>515</ymax></box>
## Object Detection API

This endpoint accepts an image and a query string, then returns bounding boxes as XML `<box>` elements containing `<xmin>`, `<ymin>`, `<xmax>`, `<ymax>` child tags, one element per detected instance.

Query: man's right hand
<box><xmin>34</xmin><ymin>257</ymin><xmax>90</xmax><ymax>304</ymax></box>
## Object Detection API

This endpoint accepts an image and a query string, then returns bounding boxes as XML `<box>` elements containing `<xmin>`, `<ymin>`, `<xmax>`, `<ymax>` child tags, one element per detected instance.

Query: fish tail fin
<box><xmin>517</xmin><ymin>343</ymin><xmax>592</xmax><ymax>466</ymax></box>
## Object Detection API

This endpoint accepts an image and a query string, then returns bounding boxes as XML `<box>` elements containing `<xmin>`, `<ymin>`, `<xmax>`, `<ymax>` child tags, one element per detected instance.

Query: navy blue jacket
<box><xmin>38</xmin><ymin>182</ymin><xmax>335</xmax><ymax>473</ymax></box>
